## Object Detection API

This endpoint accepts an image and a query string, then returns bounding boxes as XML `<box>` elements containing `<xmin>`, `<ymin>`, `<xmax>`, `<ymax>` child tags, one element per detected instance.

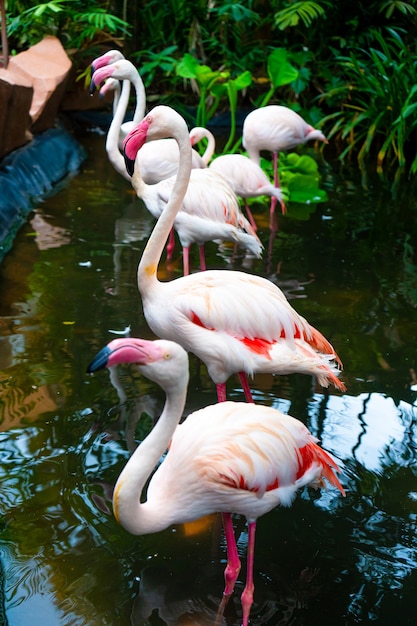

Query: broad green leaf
<box><xmin>267</xmin><ymin>48</ymin><xmax>299</xmax><ymax>88</ymax></box>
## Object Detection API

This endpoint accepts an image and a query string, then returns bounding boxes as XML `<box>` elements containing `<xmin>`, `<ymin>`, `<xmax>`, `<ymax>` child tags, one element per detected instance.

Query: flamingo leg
<box><xmin>216</xmin><ymin>383</ymin><xmax>227</xmax><ymax>402</ymax></box>
<box><xmin>271</xmin><ymin>151</ymin><xmax>286</xmax><ymax>222</ymax></box>
<box><xmin>222</xmin><ymin>513</ymin><xmax>241</xmax><ymax>596</ymax></box>
<box><xmin>244</xmin><ymin>200</ymin><xmax>258</xmax><ymax>232</ymax></box>
<box><xmin>182</xmin><ymin>246</ymin><xmax>190</xmax><ymax>276</ymax></box>
<box><xmin>238</xmin><ymin>372</ymin><xmax>254</xmax><ymax>403</ymax></box>
<box><xmin>240</xmin><ymin>521</ymin><xmax>256</xmax><ymax>626</ymax></box>
<box><xmin>166</xmin><ymin>228</ymin><xmax>175</xmax><ymax>260</ymax></box>
<box><xmin>198</xmin><ymin>244</ymin><xmax>207</xmax><ymax>271</ymax></box>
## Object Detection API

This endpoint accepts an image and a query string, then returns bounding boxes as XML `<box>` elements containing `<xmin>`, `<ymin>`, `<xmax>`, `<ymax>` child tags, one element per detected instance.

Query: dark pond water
<box><xmin>1</xmin><ymin>127</ymin><xmax>417</xmax><ymax>626</ymax></box>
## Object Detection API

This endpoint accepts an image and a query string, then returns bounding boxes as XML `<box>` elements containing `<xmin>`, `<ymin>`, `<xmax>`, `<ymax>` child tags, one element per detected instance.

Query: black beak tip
<box><xmin>89</xmin><ymin>80</ymin><xmax>97</xmax><ymax>96</ymax></box>
<box><xmin>124</xmin><ymin>154</ymin><xmax>135</xmax><ymax>177</ymax></box>
<box><xmin>86</xmin><ymin>346</ymin><xmax>111</xmax><ymax>374</ymax></box>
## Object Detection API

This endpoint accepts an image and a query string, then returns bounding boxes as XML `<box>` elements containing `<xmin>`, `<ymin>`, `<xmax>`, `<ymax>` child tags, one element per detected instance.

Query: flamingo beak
<box><xmin>90</xmin><ymin>66</ymin><xmax>113</xmax><ymax>95</ymax></box>
<box><xmin>123</xmin><ymin>120</ymin><xmax>150</xmax><ymax>176</ymax></box>
<box><xmin>87</xmin><ymin>346</ymin><xmax>111</xmax><ymax>373</ymax></box>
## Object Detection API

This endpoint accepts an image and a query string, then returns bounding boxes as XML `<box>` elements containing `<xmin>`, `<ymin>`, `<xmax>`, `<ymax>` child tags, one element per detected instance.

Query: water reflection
<box><xmin>1</xmin><ymin>131</ymin><xmax>417</xmax><ymax>624</ymax></box>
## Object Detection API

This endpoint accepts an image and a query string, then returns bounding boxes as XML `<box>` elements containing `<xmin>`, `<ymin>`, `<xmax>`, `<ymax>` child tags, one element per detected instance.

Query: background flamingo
<box><xmin>87</xmin><ymin>336</ymin><xmax>345</xmax><ymax>626</ymax></box>
<box><xmin>91</xmin><ymin>53</ymin><xmax>144</xmax><ymax>148</ymax></box>
<box><xmin>123</xmin><ymin>137</ymin><xmax>262</xmax><ymax>276</ymax></box>
<box><xmin>242</xmin><ymin>105</ymin><xmax>328</xmax><ymax>224</ymax></box>
<box><xmin>91</xmin><ymin>59</ymin><xmax>207</xmax><ymax>183</ymax></box>
<box><xmin>209</xmin><ymin>153</ymin><xmax>284</xmax><ymax>231</ymax></box>
<box><xmin>122</xmin><ymin>105</ymin><xmax>345</xmax><ymax>401</ymax></box>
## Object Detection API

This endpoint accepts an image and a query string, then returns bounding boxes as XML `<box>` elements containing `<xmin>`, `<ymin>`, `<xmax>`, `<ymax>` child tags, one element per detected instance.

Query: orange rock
<box><xmin>6</xmin><ymin>35</ymin><xmax>72</xmax><ymax>132</ymax></box>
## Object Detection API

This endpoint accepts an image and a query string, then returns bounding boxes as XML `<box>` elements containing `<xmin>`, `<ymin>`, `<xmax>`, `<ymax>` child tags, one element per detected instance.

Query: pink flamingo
<box><xmin>87</xmin><ymin>336</ymin><xmax>345</xmax><ymax>626</ymax></box>
<box><xmin>209</xmin><ymin>152</ymin><xmax>284</xmax><ymax>231</ymax></box>
<box><xmin>91</xmin><ymin>59</ymin><xmax>208</xmax><ymax>181</ymax></box>
<box><xmin>243</xmin><ymin>105</ymin><xmax>328</xmax><ymax>225</ymax></box>
<box><xmin>124</xmin><ymin>144</ymin><xmax>262</xmax><ymax>276</ymax></box>
<box><xmin>122</xmin><ymin>106</ymin><xmax>345</xmax><ymax>401</ymax></box>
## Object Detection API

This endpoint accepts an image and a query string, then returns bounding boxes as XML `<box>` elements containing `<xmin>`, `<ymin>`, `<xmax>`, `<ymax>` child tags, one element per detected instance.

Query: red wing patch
<box><xmin>191</xmin><ymin>310</ymin><xmax>273</xmax><ymax>358</ymax></box>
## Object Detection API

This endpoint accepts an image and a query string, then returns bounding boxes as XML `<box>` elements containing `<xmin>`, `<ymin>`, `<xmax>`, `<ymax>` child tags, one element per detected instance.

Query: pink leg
<box><xmin>198</xmin><ymin>244</ymin><xmax>206</xmax><ymax>271</ymax></box>
<box><xmin>240</xmin><ymin>521</ymin><xmax>256</xmax><ymax>626</ymax></box>
<box><xmin>271</xmin><ymin>151</ymin><xmax>286</xmax><ymax>221</ymax></box>
<box><xmin>244</xmin><ymin>200</ymin><xmax>258</xmax><ymax>232</ymax></box>
<box><xmin>222</xmin><ymin>513</ymin><xmax>241</xmax><ymax>596</ymax></box>
<box><xmin>183</xmin><ymin>246</ymin><xmax>190</xmax><ymax>276</ymax></box>
<box><xmin>166</xmin><ymin>229</ymin><xmax>175</xmax><ymax>260</ymax></box>
<box><xmin>216</xmin><ymin>383</ymin><xmax>227</xmax><ymax>403</ymax></box>
<box><xmin>238</xmin><ymin>372</ymin><xmax>254</xmax><ymax>403</ymax></box>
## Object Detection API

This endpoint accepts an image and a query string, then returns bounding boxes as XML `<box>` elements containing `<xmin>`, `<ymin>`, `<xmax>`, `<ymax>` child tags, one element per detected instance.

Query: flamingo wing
<box><xmin>148</xmin><ymin>402</ymin><xmax>344</xmax><ymax>520</ymax></box>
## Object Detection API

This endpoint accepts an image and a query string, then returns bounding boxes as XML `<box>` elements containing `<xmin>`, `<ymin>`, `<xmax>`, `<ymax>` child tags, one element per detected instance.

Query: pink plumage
<box><xmin>122</xmin><ymin>105</ymin><xmax>345</xmax><ymax>401</ymax></box>
<box><xmin>243</xmin><ymin>105</ymin><xmax>328</xmax><ymax>223</ymax></box>
<box><xmin>87</xmin><ymin>337</ymin><xmax>345</xmax><ymax>626</ymax></box>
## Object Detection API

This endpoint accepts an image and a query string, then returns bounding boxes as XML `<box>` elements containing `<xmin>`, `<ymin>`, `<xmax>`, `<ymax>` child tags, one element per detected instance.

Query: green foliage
<box><xmin>133</xmin><ymin>45</ymin><xmax>179</xmax><ymax>87</ymax></box>
<box><xmin>6</xmin><ymin>0</ymin><xmax>130</xmax><ymax>54</ymax></box>
<box><xmin>273</xmin><ymin>1</ymin><xmax>327</xmax><ymax>29</ymax></box>
<box><xmin>255</xmin><ymin>48</ymin><xmax>299</xmax><ymax>107</ymax></box>
<box><xmin>376</xmin><ymin>1</ymin><xmax>417</xmax><ymax>19</ymax></box>
<box><xmin>319</xmin><ymin>27</ymin><xmax>417</xmax><ymax>178</ymax></box>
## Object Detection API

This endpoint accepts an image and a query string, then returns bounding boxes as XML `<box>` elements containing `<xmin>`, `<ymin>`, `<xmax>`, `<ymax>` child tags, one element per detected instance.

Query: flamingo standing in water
<box><xmin>189</xmin><ymin>127</ymin><xmax>284</xmax><ymax>231</ymax></box>
<box><xmin>87</xmin><ymin>336</ymin><xmax>345</xmax><ymax>626</ymax></box>
<box><xmin>124</xmin><ymin>143</ymin><xmax>262</xmax><ymax>276</ymax></box>
<box><xmin>242</xmin><ymin>105</ymin><xmax>328</xmax><ymax>224</ymax></box>
<box><xmin>122</xmin><ymin>106</ymin><xmax>345</xmax><ymax>401</ymax></box>
<box><xmin>209</xmin><ymin>153</ymin><xmax>284</xmax><ymax>231</ymax></box>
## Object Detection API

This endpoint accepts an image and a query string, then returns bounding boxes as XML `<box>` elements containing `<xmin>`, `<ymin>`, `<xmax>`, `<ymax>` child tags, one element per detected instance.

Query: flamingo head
<box><xmin>87</xmin><ymin>338</ymin><xmax>189</xmax><ymax>389</ymax></box>
<box><xmin>307</xmin><ymin>127</ymin><xmax>328</xmax><ymax>144</ymax></box>
<box><xmin>123</xmin><ymin>117</ymin><xmax>150</xmax><ymax>176</ymax></box>
<box><xmin>90</xmin><ymin>64</ymin><xmax>116</xmax><ymax>95</ymax></box>
<box><xmin>91</xmin><ymin>49</ymin><xmax>124</xmax><ymax>75</ymax></box>
<box><xmin>98</xmin><ymin>78</ymin><xmax>120</xmax><ymax>100</ymax></box>
<box><xmin>123</xmin><ymin>106</ymin><xmax>189</xmax><ymax>175</ymax></box>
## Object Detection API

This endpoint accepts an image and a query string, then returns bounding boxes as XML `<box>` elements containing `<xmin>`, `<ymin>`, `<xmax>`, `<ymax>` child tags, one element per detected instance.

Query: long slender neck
<box><xmin>201</xmin><ymin>130</ymin><xmax>216</xmax><ymax>165</ymax></box>
<box><xmin>112</xmin><ymin>377</ymin><xmax>187</xmax><ymax>535</ymax></box>
<box><xmin>131</xmin><ymin>71</ymin><xmax>146</xmax><ymax>124</ymax></box>
<box><xmin>137</xmin><ymin>121</ymin><xmax>192</xmax><ymax>293</ymax></box>
<box><xmin>106</xmin><ymin>79</ymin><xmax>131</xmax><ymax>180</ymax></box>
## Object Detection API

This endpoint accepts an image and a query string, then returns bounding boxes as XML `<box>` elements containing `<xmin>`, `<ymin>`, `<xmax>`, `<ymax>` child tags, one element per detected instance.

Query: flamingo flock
<box><xmin>88</xmin><ymin>51</ymin><xmax>344</xmax><ymax>626</ymax></box>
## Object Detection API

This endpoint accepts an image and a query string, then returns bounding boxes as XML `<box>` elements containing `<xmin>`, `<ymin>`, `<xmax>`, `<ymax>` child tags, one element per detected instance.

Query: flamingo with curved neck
<box><xmin>122</xmin><ymin>105</ymin><xmax>345</xmax><ymax>401</ymax></box>
<box><xmin>87</xmin><ymin>336</ymin><xmax>345</xmax><ymax>626</ymax></box>
<box><xmin>243</xmin><ymin>105</ymin><xmax>328</xmax><ymax>224</ymax></box>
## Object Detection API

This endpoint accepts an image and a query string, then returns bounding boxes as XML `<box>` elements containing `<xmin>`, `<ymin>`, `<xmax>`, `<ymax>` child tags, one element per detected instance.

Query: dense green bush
<box><xmin>3</xmin><ymin>0</ymin><xmax>417</xmax><ymax>179</ymax></box>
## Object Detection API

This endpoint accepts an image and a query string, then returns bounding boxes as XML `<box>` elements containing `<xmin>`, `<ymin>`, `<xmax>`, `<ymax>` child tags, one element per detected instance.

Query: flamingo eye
<box><xmin>164</xmin><ymin>352</ymin><xmax>171</xmax><ymax>360</ymax></box>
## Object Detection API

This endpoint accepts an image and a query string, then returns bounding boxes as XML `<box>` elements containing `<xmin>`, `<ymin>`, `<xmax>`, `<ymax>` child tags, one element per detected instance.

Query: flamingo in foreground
<box><xmin>242</xmin><ymin>105</ymin><xmax>328</xmax><ymax>224</ymax></box>
<box><xmin>122</xmin><ymin>105</ymin><xmax>345</xmax><ymax>402</ymax></box>
<box><xmin>87</xmin><ymin>336</ymin><xmax>345</xmax><ymax>626</ymax></box>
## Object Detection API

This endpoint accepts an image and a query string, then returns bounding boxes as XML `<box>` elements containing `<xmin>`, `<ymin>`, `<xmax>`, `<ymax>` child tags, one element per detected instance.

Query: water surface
<box><xmin>1</xmin><ymin>129</ymin><xmax>417</xmax><ymax>625</ymax></box>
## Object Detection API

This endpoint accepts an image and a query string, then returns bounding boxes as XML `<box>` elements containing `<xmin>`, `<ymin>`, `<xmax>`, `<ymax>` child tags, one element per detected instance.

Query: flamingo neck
<box><xmin>131</xmin><ymin>72</ymin><xmax>146</xmax><ymax>124</ymax></box>
<box><xmin>137</xmin><ymin>118</ymin><xmax>192</xmax><ymax>292</ymax></box>
<box><xmin>201</xmin><ymin>130</ymin><xmax>216</xmax><ymax>165</ymax></box>
<box><xmin>112</xmin><ymin>375</ymin><xmax>188</xmax><ymax>535</ymax></box>
<box><xmin>106</xmin><ymin>78</ymin><xmax>131</xmax><ymax>179</ymax></box>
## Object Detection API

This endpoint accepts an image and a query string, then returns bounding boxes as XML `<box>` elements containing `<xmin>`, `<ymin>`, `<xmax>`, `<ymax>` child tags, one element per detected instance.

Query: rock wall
<box><xmin>0</xmin><ymin>35</ymin><xmax>73</xmax><ymax>159</ymax></box>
